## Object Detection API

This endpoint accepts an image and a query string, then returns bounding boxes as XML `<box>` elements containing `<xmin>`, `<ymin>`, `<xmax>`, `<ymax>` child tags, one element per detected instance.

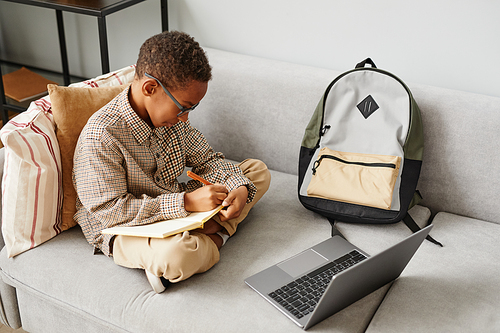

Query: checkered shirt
<box><xmin>73</xmin><ymin>87</ymin><xmax>256</xmax><ymax>256</ymax></box>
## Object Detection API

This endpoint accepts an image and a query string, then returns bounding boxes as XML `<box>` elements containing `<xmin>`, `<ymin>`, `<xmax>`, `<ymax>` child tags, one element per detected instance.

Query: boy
<box><xmin>73</xmin><ymin>31</ymin><xmax>271</xmax><ymax>293</ymax></box>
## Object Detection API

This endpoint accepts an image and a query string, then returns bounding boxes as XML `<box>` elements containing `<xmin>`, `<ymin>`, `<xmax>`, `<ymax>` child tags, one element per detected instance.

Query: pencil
<box><xmin>187</xmin><ymin>171</ymin><xmax>213</xmax><ymax>186</ymax></box>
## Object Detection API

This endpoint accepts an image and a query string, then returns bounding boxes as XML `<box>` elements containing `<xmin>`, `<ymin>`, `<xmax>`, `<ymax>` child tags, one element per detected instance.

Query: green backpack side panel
<box><xmin>301</xmin><ymin>94</ymin><xmax>325</xmax><ymax>149</ymax></box>
<box><xmin>403</xmin><ymin>87</ymin><xmax>424</xmax><ymax>161</ymax></box>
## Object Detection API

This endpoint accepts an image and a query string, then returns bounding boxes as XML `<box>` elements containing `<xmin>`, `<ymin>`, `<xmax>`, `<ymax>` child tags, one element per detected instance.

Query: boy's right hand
<box><xmin>184</xmin><ymin>185</ymin><xmax>228</xmax><ymax>212</ymax></box>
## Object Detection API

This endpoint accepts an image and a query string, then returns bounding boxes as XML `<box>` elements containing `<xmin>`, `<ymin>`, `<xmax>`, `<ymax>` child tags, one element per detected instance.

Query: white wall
<box><xmin>1</xmin><ymin>0</ymin><xmax>499</xmax><ymax>98</ymax></box>
<box><xmin>0</xmin><ymin>1</ymin><xmax>161</xmax><ymax>78</ymax></box>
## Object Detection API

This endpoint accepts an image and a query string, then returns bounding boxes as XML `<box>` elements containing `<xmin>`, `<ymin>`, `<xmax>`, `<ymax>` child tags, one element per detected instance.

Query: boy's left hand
<box><xmin>218</xmin><ymin>186</ymin><xmax>248</xmax><ymax>222</ymax></box>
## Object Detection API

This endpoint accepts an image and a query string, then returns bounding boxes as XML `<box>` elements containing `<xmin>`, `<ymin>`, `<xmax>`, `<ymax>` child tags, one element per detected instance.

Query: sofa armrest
<box><xmin>0</xmin><ymin>274</ymin><xmax>21</xmax><ymax>329</ymax></box>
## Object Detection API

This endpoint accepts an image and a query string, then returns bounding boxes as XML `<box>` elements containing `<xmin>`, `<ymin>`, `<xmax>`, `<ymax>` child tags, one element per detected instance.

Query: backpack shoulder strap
<box><xmin>327</xmin><ymin>218</ymin><xmax>347</xmax><ymax>240</ymax></box>
<box><xmin>403</xmin><ymin>214</ymin><xmax>443</xmax><ymax>247</ymax></box>
<box><xmin>328</xmin><ymin>215</ymin><xmax>443</xmax><ymax>247</ymax></box>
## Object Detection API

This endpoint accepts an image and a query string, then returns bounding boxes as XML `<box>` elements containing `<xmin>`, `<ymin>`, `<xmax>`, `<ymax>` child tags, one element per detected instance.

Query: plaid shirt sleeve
<box><xmin>183</xmin><ymin>123</ymin><xmax>257</xmax><ymax>203</ymax></box>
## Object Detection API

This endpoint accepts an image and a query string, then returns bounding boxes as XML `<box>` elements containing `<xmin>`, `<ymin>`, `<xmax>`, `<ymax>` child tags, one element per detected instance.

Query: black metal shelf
<box><xmin>0</xmin><ymin>0</ymin><xmax>168</xmax><ymax>127</ymax></box>
<box><xmin>0</xmin><ymin>61</ymin><xmax>85</xmax><ymax>124</ymax></box>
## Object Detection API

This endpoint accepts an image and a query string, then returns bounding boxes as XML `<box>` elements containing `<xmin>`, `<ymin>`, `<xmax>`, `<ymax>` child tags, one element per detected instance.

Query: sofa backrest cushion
<box><xmin>190</xmin><ymin>48</ymin><xmax>340</xmax><ymax>176</ymax></box>
<box><xmin>191</xmin><ymin>48</ymin><xmax>500</xmax><ymax>224</ymax></box>
<box><xmin>410</xmin><ymin>84</ymin><xmax>500</xmax><ymax>224</ymax></box>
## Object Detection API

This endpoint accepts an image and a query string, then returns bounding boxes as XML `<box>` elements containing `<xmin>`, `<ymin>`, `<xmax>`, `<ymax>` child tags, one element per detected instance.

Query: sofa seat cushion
<box><xmin>364</xmin><ymin>212</ymin><xmax>500</xmax><ymax>333</ymax></box>
<box><xmin>0</xmin><ymin>169</ymin><xmax>404</xmax><ymax>332</ymax></box>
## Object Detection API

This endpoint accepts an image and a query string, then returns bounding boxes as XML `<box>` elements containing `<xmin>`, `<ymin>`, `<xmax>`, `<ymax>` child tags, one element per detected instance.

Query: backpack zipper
<box><xmin>312</xmin><ymin>154</ymin><xmax>396</xmax><ymax>175</ymax></box>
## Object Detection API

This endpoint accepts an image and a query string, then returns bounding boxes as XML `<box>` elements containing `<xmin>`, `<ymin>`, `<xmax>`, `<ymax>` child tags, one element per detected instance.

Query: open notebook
<box><xmin>101</xmin><ymin>206</ymin><xmax>223</xmax><ymax>238</ymax></box>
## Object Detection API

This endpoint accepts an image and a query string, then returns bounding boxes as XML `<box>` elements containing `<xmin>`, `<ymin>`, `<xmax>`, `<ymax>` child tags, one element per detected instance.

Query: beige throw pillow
<box><xmin>48</xmin><ymin>84</ymin><xmax>127</xmax><ymax>230</ymax></box>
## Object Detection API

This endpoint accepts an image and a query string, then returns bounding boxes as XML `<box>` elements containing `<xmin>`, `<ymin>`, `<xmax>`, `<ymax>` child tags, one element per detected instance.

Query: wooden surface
<box><xmin>0</xmin><ymin>324</ymin><xmax>26</xmax><ymax>333</ymax></box>
<box><xmin>0</xmin><ymin>0</ymin><xmax>145</xmax><ymax>16</ymax></box>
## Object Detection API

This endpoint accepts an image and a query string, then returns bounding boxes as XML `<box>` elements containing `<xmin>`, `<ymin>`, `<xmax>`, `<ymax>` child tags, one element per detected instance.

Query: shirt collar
<box><xmin>118</xmin><ymin>86</ymin><xmax>153</xmax><ymax>145</ymax></box>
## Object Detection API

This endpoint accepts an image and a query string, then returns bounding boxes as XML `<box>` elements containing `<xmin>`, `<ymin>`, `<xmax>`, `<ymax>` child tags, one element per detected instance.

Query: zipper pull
<box><xmin>320</xmin><ymin>125</ymin><xmax>331</xmax><ymax>136</ymax></box>
<box><xmin>312</xmin><ymin>156</ymin><xmax>324</xmax><ymax>175</ymax></box>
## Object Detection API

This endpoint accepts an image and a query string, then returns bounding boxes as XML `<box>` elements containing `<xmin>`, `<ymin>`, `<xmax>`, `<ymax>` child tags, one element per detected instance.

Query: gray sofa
<box><xmin>0</xmin><ymin>48</ymin><xmax>499</xmax><ymax>332</ymax></box>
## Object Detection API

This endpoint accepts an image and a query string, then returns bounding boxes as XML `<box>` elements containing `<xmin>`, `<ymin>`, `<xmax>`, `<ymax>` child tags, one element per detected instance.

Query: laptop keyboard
<box><xmin>268</xmin><ymin>250</ymin><xmax>367</xmax><ymax>319</ymax></box>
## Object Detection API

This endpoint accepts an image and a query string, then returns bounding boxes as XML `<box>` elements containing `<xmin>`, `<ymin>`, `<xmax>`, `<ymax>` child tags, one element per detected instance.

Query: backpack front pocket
<box><xmin>307</xmin><ymin>147</ymin><xmax>401</xmax><ymax>210</ymax></box>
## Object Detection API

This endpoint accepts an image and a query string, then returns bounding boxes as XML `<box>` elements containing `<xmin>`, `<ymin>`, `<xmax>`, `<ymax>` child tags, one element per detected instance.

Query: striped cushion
<box><xmin>0</xmin><ymin>65</ymin><xmax>136</xmax><ymax>257</ymax></box>
<box><xmin>0</xmin><ymin>98</ymin><xmax>63</xmax><ymax>258</ymax></box>
<box><xmin>70</xmin><ymin>65</ymin><xmax>135</xmax><ymax>88</ymax></box>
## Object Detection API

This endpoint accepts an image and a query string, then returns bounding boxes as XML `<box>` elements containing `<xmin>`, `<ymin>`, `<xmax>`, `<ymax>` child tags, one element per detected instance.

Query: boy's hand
<box><xmin>218</xmin><ymin>186</ymin><xmax>248</xmax><ymax>222</ymax></box>
<box><xmin>184</xmin><ymin>184</ymin><xmax>228</xmax><ymax>212</ymax></box>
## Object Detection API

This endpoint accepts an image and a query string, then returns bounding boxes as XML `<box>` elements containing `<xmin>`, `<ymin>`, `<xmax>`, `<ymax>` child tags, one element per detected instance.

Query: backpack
<box><xmin>298</xmin><ymin>58</ymin><xmax>441</xmax><ymax>246</ymax></box>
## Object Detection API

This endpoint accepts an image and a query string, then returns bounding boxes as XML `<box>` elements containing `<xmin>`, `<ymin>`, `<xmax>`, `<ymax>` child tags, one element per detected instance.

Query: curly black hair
<box><xmin>135</xmin><ymin>31</ymin><xmax>212</xmax><ymax>90</ymax></box>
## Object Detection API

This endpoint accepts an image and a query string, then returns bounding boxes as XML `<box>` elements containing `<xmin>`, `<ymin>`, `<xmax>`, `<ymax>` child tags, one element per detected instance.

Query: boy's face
<box><xmin>144</xmin><ymin>78</ymin><xmax>208</xmax><ymax>128</ymax></box>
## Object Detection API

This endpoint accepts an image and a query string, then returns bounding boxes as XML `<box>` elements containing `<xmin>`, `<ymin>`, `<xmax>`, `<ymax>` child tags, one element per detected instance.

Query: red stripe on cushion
<box><xmin>34</xmin><ymin>99</ymin><xmax>52</xmax><ymax>113</ymax></box>
<box><xmin>9</xmin><ymin>121</ymin><xmax>29</xmax><ymax>128</ymax></box>
<box><xmin>31</xmin><ymin>122</ymin><xmax>63</xmax><ymax>234</ymax></box>
<box><xmin>17</xmin><ymin>131</ymin><xmax>42</xmax><ymax>249</ymax></box>
<box><xmin>112</xmin><ymin>73</ymin><xmax>123</xmax><ymax>85</ymax></box>
<box><xmin>83</xmin><ymin>80</ymin><xmax>99</xmax><ymax>88</ymax></box>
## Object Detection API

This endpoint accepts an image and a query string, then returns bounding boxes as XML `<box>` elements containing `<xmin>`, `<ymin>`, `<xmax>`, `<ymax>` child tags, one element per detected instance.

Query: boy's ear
<box><xmin>142</xmin><ymin>78</ymin><xmax>157</xmax><ymax>97</ymax></box>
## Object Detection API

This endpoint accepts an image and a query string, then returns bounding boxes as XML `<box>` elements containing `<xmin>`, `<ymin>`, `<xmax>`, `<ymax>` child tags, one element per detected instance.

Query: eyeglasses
<box><xmin>145</xmin><ymin>73</ymin><xmax>199</xmax><ymax>117</ymax></box>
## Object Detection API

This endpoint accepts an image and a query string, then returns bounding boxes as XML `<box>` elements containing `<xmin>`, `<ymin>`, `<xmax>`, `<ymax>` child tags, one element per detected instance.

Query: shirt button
<box><xmin>156</xmin><ymin>153</ymin><xmax>160</xmax><ymax>158</ymax></box>
<box><xmin>156</xmin><ymin>176</ymin><xmax>160</xmax><ymax>181</ymax></box>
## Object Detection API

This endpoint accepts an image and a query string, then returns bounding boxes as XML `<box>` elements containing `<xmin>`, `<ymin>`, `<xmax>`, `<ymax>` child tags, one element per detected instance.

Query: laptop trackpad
<box><xmin>277</xmin><ymin>249</ymin><xmax>328</xmax><ymax>278</ymax></box>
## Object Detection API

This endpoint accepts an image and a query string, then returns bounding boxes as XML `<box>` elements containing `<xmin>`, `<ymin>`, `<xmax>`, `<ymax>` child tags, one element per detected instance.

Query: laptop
<box><xmin>245</xmin><ymin>225</ymin><xmax>432</xmax><ymax>330</ymax></box>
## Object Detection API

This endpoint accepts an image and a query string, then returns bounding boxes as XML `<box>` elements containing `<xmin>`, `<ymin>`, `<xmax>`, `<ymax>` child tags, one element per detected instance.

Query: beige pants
<box><xmin>112</xmin><ymin>159</ymin><xmax>271</xmax><ymax>283</ymax></box>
